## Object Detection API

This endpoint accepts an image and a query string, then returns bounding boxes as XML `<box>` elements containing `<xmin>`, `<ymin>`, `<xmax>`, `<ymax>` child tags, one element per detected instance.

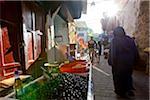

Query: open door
<box><xmin>0</xmin><ymin>27</ymin><xmax>20</xmax><ymax>80</ymax></box>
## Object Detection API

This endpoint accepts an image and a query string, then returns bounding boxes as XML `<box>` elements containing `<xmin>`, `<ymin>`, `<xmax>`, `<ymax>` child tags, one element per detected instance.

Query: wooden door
<box><xmin>0</xmin><ymin>27</ymin><xmax>20</xmax><ymax>80</ymax></box>
<box><xmin>34</xmin><ymin>31</ymin><xmax>42</xmax><ymax>60</ymax></box>
<box><xmin>24</xmin><ymin>31</ymin><xmax>34</xmax><ymax>69</ymax></box>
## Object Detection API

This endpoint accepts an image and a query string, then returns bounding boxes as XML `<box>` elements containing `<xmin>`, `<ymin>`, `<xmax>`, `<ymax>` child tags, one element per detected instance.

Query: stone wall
<box><xmin>117</xmin><ymin>0</ymin><xmax>140</xmax><ymax>37</ymax></box>
<box><xmin>117</xmin><ymin>0</ymin><xmax>149</xmax><ymax>70</ymax></box>
<box><xmin>135</xmin><ymin>1</ymin><xmax>149</xmax><ymax>51</ymax></box>
<box><xmin>135</xmin><ymin>1</ymin><xmax>149</xmax><ymax>70</ymax></box>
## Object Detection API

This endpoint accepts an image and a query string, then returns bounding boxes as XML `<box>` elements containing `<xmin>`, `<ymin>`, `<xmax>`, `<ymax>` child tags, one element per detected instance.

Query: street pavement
<box><xmin>92</xmin><ymin>55</ymin><xmax>149</xmax><ymax>100</ymax></box>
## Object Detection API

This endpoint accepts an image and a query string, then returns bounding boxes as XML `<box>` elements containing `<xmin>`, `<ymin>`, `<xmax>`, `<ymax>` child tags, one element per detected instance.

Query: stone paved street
<box><xmin>93</xmin><ymin>56</ymin><xmax>149</xmax><ymax>100</ymax></box>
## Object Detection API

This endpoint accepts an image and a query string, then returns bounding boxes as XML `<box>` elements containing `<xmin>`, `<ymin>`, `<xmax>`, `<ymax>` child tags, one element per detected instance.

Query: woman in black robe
<box><xmin>108</xmin><ymin>27</ymin><xmax>139</xmax><ymax>98</ymax></box>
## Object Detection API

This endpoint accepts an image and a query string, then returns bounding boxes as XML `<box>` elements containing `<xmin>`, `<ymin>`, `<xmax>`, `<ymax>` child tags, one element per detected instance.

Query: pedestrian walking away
<box><xmin>88</xmin><ymin>36</ymin><xmax>97</xmax><ymax>63</ymax></box>
<box><xmin>98</xmin><ymin>39</ymin><xmax>102</xmax><ymax>56</ymax></box>
<box><xmin>108</xmin><ymin>26</ymin><xmax>139</xmax><ymax>99</ymax></box>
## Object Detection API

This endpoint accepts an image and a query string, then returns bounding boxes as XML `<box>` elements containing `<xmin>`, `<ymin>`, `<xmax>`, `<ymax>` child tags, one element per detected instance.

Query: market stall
<box><xmin>2</xmin><ymin>58</ymin><xmax>94</xmax><ymax>100</ymax></box>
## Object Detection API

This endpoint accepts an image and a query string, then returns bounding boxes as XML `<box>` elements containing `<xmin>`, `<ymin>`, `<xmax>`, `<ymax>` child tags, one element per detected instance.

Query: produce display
<box><xmin>13</xmin><ymin>60</ymin><xmax>89</xmax><ymax>100</ymax></box>
<box><xmin>15</xmin><ymin>73</ymin><xmax>88</xmax><ymax>100</ymax></box>
<box><xmin>60</xmin><ymin>60</ymin><xmax>88</xmax><ymax>73</ymax></box>
<box><xmin>51</xmin><ymin>73</ymin><xmax>88</xmax><ymax>100</ymax></box>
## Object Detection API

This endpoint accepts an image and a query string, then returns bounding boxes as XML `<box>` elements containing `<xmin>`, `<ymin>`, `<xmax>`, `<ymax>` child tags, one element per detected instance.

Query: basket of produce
<box><xmin>60</xmin><ymin>62</ymin><xmax>88</xmax><ymax>73</ymax></box>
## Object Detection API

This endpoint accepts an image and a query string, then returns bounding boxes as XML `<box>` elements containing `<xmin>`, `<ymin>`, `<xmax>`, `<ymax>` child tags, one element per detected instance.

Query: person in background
<box><xmin>98</xmin><ymin>39</ymin><xmax>102</xmax><ymax>56</ymax></box>
<box><xmin>88</xmin><ymin>37</ymin><xmax>97</xmax><ymax>61</ymax></box>
<box><xmin>108</xmin><ymin>26</ymin><xmax>139</xmax><ymax>98</ymax></box>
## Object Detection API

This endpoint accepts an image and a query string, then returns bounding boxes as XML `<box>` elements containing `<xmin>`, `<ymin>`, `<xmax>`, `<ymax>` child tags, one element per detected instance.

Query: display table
<box><xmin>0</xmin><ymin>75</ymin><xmax>31</xmax><ymax>88</ymax></box>
<box><xmin>2</xmin><ymin>61</ymin><xmax>94</xmax><ymax>100</ymax></box>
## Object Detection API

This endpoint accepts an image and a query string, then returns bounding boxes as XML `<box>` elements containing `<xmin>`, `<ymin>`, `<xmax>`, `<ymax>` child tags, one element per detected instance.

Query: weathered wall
<box><xmin>118</xmin><ymin>0</ymin><xmax>149</xmax><ymax>69</ymax></box>
<box><xmin>135</xmin><ymin>1</ymin><xmax>149</xmax><ymax>70</ymax></box>
<box><xmin>135</xmin><ymin>1</ymin><xmax>149</xmax><ymax>51</ymax></box>
<box><xmin>54</xmin><ymin>15</ymin><xmax>69</xmax><ymax>45</ymax></box>
<box><xmin>118</xmin><ymin>0</ymin><xmax>140</xmax><ymax>37</ymax></box>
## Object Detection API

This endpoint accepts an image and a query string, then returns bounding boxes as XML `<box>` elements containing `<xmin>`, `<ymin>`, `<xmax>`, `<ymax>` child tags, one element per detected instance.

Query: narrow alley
<box><xmin>93</xmin><ymin>56</ymin><xmax>149</xmax><ymax>100</ymax></box>
<box><xmin>0</xmin><ymin>0</ymin><xmax>149</xmax><ymax>100</ymax></box>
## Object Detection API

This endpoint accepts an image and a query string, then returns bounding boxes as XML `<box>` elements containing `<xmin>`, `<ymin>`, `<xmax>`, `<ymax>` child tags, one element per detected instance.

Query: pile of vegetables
<box><xmin>16</xmin><ymin>73</ymin><xmax>88</xmax><ymax>100</ymax></box>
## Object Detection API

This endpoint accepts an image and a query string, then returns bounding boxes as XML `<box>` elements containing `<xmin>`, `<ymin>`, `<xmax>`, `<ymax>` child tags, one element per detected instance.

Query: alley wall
<box><xmin>118</xmin><ymin>0</ymin><xmax>149</xmax><ymax>70</ymax></box>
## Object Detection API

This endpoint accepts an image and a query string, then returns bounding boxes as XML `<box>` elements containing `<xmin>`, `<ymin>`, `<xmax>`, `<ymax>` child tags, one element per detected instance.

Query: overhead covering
<box><xmin>36</xmin><ymin>0</ymin><xmax>87</xmax><ymax>21</ymax></box>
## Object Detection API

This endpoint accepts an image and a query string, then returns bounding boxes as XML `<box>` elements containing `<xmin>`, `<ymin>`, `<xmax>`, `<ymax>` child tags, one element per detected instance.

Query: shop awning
<box><xmin>36</xmin><ymin>0</ymin><xmax>87</xmax><ymax>21</ymax></box>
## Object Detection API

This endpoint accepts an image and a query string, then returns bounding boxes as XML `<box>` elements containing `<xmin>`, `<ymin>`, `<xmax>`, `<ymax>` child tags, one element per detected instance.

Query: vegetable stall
<box><xmin>3</xmin><ymin>58</ymin><xmax>94</xmax><ymax>100</ymax></box>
